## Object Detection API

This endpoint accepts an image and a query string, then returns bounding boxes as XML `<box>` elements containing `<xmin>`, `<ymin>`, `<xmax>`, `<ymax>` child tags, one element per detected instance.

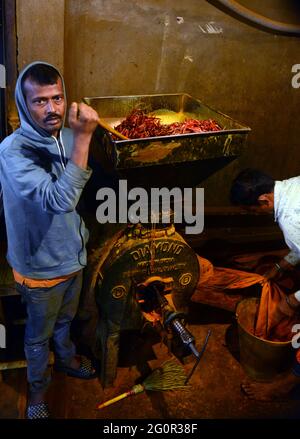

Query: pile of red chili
<box><xmin>114</xmin><ymin>109</ymin><xmax>222</xmax><ymax>139</ymax></box>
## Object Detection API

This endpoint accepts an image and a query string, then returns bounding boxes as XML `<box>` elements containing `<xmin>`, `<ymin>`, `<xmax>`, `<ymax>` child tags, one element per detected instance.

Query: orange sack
<box><xmin>195</xmin><ymin>256</ymin><xmax>298</xmax><ymax>341</ymax></box>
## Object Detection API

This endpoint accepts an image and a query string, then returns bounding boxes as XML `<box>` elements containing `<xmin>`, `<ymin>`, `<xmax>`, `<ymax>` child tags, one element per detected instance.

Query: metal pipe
<box><xmin>184</xmin><ymin>329</ymin><xmax>212</xmax><ymax>385</ymax></box>
<box><xmin>207</xmin><ymin>0</ymin><xmax>300</xmax><ymax>36</ymax></box>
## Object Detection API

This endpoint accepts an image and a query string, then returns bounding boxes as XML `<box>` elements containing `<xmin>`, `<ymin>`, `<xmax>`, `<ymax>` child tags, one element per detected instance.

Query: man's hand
<box><xmin>262</xmin><ymin>265</ymin><xmax>283</xmax><ymax>282</ymax></box>
<box><xmin>262</xmin><ymin>259</ymin><xmax>294</xmax><ymax>281</ymax></box>
<box><xmin>68</xmin><ymin>102</ymin><xmax>99</xmax><ymax>136</ymax></box>
<box><xmin>277</xmin><ymin>293</ymin><xmax>300</xmax><ymax>318</ymax></box>
<box><xmin>68</xmin><ymin>102</ymin><xmax>99</xmax><ymax>170</ymax></box>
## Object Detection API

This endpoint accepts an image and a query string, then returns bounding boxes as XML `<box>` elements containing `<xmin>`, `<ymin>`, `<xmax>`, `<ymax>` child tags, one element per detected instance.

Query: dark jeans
<box><xmin>16</xmin><ymin>270</ymin><xmax>83</xmax><ymax>393</ymax></box>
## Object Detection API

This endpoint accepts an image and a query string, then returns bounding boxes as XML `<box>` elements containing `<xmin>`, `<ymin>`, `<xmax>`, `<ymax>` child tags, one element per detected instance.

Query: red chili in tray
<box><xmin>113</xmin><ymin>109</ymin><xmax>222</xmax><ymax>139</ymax></box>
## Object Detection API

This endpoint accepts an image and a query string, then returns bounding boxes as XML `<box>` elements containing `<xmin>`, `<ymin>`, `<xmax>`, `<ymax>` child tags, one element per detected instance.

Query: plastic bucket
<box><xmin>236</xmin><ymin>298</ymin><xmax>294</xmax><ymax>381</ymax></box>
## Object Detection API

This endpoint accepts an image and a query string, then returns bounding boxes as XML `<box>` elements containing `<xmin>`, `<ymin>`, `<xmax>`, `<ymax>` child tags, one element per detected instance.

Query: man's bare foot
<box><xmin>241</xmin><ymin>372</ymin><xmax>300</xmax><ymax>401</ymax></box>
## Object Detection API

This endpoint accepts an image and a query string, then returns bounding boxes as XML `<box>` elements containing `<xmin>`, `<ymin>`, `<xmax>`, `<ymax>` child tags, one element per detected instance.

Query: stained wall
<box><xmin>12</xmin><ymin>0</ymin><xmax>300</xmax><ymax>205</ymax></box>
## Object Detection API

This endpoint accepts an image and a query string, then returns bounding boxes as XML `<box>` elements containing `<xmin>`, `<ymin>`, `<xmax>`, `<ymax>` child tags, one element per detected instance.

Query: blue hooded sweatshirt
<box><xmin>0</xmin><ymin>61</ymin><xmax>92</xmax><ymax>278</ymax></box>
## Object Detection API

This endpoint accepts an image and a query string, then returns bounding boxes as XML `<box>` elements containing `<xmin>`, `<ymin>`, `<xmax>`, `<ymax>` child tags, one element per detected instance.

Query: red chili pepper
<box><xmin>113</xmin><ymin>110</ymin><xmax>222</xmax><ymax>139</ymax></box>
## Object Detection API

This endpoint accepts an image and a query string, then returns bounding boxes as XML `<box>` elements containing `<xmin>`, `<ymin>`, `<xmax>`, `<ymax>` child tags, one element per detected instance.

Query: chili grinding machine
<box><xmin>84</xmin><ymin>93</ymin><xmax>250</xmax><ymax>387</ymax></box>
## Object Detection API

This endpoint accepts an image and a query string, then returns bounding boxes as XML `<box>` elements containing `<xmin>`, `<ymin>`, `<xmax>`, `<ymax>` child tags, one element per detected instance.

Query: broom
<box><xmin>96</xmin><ymin>360</ymin><xmax>187</xmax><ymax>410</ymax></box>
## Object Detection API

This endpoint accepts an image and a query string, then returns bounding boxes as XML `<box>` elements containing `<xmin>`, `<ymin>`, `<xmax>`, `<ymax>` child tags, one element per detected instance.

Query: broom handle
<box><xmin>96</xmin><ymin>384</ymin><xmax>144</xmax><ymax>410</ymax></box>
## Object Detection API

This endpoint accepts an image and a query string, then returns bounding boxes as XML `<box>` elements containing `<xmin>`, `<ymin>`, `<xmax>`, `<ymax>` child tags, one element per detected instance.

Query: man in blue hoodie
<box><xmin>0</xmin><ymin>62</ymin><xmax>99</xmax><ymax>418</ymax></box>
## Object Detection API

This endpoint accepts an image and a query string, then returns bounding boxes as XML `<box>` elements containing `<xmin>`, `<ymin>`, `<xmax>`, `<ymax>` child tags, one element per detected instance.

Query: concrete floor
<box><xmin>1</xmin><ymin>302</ymin><xmax>299</xmax><ymax>419</ymax></box>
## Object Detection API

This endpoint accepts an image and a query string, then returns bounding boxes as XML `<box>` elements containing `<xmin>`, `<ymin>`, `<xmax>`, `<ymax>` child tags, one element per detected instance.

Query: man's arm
<box><xmin>277</xmin><ymin>291</ymin><xmax>300</xmax><ymax>317</ymax></box>
<box><xmin>264</xmin><ymin>216</ymin><xmax>300</xmax><ymax>280</ymax></box>
<box><xmin>281</xmin><ymin>214</ymin><xmax>300</xmax><ymax>266</ymax></box>
<box><xmin>263</xmin><ymin>257</ymin><xmax>295</xmax><ymax>281</ymax></box>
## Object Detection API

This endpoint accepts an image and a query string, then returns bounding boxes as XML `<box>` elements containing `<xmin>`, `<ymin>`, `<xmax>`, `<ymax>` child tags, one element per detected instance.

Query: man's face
<box><xmin>23</xmin><ymin>77</ymin><xmax>65</xmax><ymax>137</ymax></box>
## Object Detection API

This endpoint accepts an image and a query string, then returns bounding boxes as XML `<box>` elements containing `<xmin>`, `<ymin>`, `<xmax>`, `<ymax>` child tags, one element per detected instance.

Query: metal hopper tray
<box><xmin>84</xmin><ymin>93</ymin><xmax>251</xmax><ymax>188</ymax></box>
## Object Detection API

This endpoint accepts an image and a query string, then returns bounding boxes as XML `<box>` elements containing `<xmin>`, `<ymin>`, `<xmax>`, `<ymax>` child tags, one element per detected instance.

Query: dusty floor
<box><xmin>0</xmin><ymin>302</ymin><xmax>299</xmax><ymax>419</ymax></box>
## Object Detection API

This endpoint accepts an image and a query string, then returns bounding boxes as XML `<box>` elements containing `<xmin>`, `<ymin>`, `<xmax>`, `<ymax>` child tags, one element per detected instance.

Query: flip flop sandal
<box><xmin>54</xmin><ymin>356</ymin><xmax>97</xmax><ymax>380</ymax></box>
<box><xmin>26</xmin><ymin>402</ymin><xmax>50</xmax><ymax>419</ymax></box>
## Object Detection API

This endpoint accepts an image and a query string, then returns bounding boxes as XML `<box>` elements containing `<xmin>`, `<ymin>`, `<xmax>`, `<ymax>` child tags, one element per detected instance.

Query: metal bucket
<box><xmin>236</xmin><ymin>298</ymin><xmax>294</xmax><ymax>381</ymax></box>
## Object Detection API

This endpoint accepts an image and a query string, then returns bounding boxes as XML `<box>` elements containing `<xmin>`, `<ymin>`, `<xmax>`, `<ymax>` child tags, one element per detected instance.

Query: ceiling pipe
<box><xmin>207</xmin><ymin>0</ymin><xmax>300</xmax><ymax>36</ymax></box>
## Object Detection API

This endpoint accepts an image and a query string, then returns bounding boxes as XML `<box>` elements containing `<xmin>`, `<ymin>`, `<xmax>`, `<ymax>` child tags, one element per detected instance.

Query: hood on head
<box><xmin>15</xmin><ymin>61</ymin><xmax>66</xmax><ymax>138</ymax></box>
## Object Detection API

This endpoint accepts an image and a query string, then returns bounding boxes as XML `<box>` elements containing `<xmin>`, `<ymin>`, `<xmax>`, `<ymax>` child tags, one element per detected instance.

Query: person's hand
<box><xmin>69</xmin><ymin>102</ymin><xmax>99</xmax><ymax>169</ymax></box>
<box><xmin>68</xmin><ymin>102</ymin><xmax>99</xmax><ymax>136</ymax></box>
<box><xmin>262</xmin><ymin>264</ymin><xmax>283</xmax><ymax>281</ymax></box>
<box><xmin>277</xmin><ymin>294</ymin><xmax>300</xmax><ymax>318</ymax></box>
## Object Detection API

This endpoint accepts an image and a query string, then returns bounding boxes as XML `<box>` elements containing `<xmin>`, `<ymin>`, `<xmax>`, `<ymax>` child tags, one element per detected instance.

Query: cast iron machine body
<box><xmin>94</xmin><ymin>224</ymin><xmax>200</xmax><ymax>387</ymax></box>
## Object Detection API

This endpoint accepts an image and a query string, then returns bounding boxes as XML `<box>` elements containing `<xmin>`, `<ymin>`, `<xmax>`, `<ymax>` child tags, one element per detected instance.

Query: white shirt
<box><xmin>274</xmin><ymin>177</ymin><xmax>300</xmax><ymax>301</ymax></box>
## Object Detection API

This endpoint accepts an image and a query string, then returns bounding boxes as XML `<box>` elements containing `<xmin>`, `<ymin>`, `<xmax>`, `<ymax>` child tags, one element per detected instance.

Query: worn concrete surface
<box><xmin>1</xmin><ymin>224</ymin><xmax>299</xmax><ymax>419</ymax></box>
<box><xmin>1</xmin><ymin>303</ymin><xmax>299</xmax><ymax>419</ymax></box>
<box><xmin>61</xmin><ymin>313</ymin><xmax>300</xmax><ymax>420</ymax></box>
<box><xmin>16</xmin><ymin>0</ymin><xmax>65</xmax><ymax>73</ymax></box>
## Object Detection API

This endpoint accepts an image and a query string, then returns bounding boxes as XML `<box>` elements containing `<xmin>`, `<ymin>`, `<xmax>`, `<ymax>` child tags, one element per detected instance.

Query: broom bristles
<box><xmin>143</xmin><ymin>360</ymin><xmax>187</xmax><ymax>391</ymax></box>
<box><xmin>96</xmin><ymin>360</ymin><xmax>187</xmax><ymax>409</ymax></box>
